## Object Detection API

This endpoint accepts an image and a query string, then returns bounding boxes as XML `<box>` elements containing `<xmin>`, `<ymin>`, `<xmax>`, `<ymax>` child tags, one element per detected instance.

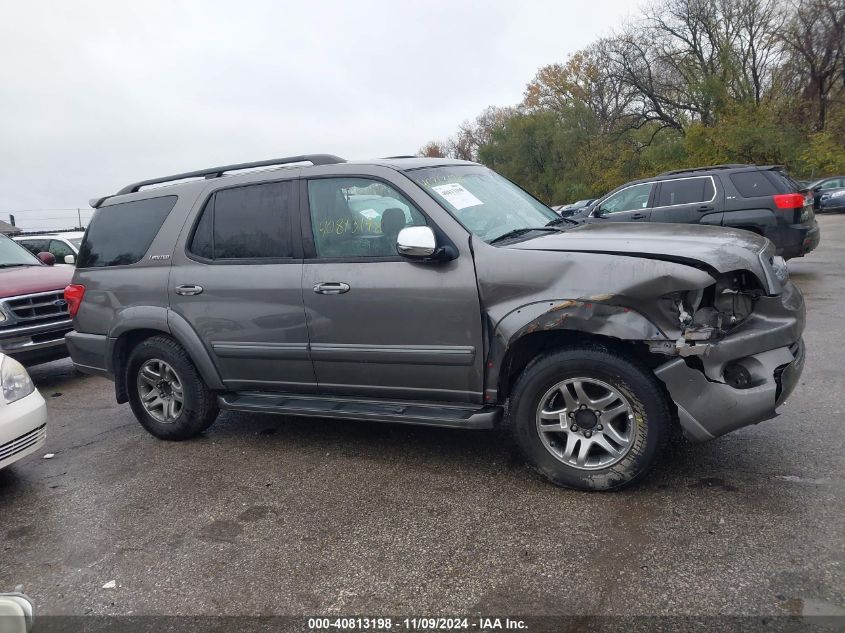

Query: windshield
<box><xmin>0</xmin><ymin>234</ymin><xmax>40</xmax><ymax>267</ymax></box>
<box><xmin>70</xmin><ymin>237</ymin><xmax>83</xmax><ymax>249</ymax></box>
<box><xmin>407</xmin><ymin>165</ymin><xmax>557</xmax><ymax>242</ymax></box>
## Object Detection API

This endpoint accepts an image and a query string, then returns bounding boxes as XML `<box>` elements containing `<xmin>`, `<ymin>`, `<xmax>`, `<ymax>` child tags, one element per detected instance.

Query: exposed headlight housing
<box><xmin>771</xmin><ymin>256</ymin><xmax>789</xmax><ymax>284</ymax></box>
<box><xmin>661</xmin><ymin>272</ymin><xmax>762</xmax><ymax>342</ymax></box>
<box><xmin>1</xmin><ymin>355</ymin><xmax>35</xmax><ymax>403</ymax></box>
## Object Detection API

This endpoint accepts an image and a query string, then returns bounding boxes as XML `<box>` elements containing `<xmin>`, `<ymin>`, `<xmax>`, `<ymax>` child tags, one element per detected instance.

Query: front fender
<box><xmin>483</xmin><ymin>298</ymin><xmax>667</xmax><ymax>402</ymax></box>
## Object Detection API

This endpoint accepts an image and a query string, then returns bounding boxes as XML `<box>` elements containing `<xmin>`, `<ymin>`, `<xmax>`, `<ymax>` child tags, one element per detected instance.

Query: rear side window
<box><xmin>729</xmin><ymin>171</ymin><xmax>778</xmax><ymax>197</ymax></box>
<box><xmin>17</xmin><ymin>239</ymin><xmax>49</xmax><ymax>255</ymax></box>
<box><xmin>658</xmin><ymin>177</ymin><xmax>714</xmax><ymax>206</ymax></box>
<box><xmin>77</xmin><ymin>196</ymin><xmax>177</xmax><ymax>268</ymax></box>
<box><xmin>189</xmin><ymin>181</ymin><xmax>294</xmax><ymax>260</ymax></box>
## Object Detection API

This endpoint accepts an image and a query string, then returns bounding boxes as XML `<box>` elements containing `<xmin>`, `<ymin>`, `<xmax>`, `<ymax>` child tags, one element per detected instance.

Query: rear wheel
<box><xmin>509</xmin><ymin>346</ymin><xmax>670</xmax><ymax>491</ymax></box>
<box><xmin>126</xmin><ymin>336</ymin><xmax>218</xmax><ymax>440</ymax></box>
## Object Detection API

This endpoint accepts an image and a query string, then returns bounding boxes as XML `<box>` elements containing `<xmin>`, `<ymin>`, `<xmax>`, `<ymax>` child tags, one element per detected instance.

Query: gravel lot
<box><xmin>1</xmin><ymin>215</ymin><xmax>843</xmax><ymax>625</ymax></box>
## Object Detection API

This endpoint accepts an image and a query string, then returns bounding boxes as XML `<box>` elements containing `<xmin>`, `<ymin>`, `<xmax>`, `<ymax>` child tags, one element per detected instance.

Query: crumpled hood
<box><xmin>509</xmin><ymin>222</ymin><xmax>772</xmax><ymax>282</ymax></box>
<box><xmin>0</xmin><ymin>265</ymin><xmax>74</xmax><ymax>299</ymax></box>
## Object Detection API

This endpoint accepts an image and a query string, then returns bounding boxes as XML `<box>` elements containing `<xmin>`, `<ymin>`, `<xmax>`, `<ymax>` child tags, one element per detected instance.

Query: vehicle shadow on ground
<box><xmin>205</xmin><ymin>408</ymin><xmax>785</xmax><ymax>494</ymax></box>
<box><xmin>25</xmin><ymin>358</ymin><xmax>89</xmax><ymax>391</ymax></box>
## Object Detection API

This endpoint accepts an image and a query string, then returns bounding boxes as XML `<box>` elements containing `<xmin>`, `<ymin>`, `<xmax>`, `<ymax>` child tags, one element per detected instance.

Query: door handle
<box><xmin>175</xmin><ymin>284</ymin><xmax>203</xmax><ymax>296</ymax></box>
<box><xmin>313</xmin><ymin>282</ymin><xmax>350</xmax><ymax>295</ymax></box>
<box><xmin>631</xmin><ymin>213</ymin><xmax>646</xmax><ymax>220</ymax></box>
<box><xmin>697</xmin><ymin>205</ymin><xmax>715</xmax><ymax>212</ymax></box>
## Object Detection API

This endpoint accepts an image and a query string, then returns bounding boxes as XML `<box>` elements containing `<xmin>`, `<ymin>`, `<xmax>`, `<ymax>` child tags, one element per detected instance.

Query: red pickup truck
<box><xmin>0</xmin><ymin>233</ymin><xmax>74</xmax><ymax>365</ymax></box>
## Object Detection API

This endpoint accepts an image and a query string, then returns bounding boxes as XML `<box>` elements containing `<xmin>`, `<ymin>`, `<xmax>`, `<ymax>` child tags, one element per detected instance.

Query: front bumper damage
<box><xmin>654</xmin><ymin>281</ymin><xmax>806</xmax><ymax>441</ymax></box>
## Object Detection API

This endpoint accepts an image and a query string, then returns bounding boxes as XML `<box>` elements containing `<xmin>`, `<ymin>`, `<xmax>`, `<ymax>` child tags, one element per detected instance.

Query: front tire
<box><xmin>126</xmin><ymin>335</ymin><xmax>218</xmax><ymax>440</ymax></box>
<box><xmin>508</xmin><ymin>346</ymin><xmax>670</xmax><ymax>491</ymax></box>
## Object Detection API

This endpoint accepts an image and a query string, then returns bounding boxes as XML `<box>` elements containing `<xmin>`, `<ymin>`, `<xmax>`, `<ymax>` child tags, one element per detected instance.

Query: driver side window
<box><xmin>599</xmin><ymin>183</ymin><xmax>654</xmax><ymax>214</ymax></box>
<box><xmin>307</xmin><ymin>178</ymin><xmax>426</xmax><ymax>258</ymax></box>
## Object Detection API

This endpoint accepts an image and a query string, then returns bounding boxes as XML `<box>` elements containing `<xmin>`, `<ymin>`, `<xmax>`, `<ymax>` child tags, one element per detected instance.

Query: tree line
<box><xmin>420</xmin><ymin>0</ymin><xmax>845</xmax><ymax>204</ymax></box>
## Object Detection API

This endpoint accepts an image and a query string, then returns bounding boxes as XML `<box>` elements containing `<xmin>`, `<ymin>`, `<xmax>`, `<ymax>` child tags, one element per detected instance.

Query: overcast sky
<box><xmin>0</xmin><ymin>0</ymin><xmax>635</xmax><ymax>230</ymax></box>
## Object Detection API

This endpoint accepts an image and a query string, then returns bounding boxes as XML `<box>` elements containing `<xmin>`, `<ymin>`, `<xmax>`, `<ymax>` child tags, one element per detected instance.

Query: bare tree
<box><xmin>523</xmin><ymin>41</ymin><xmax>637</xmax><ymax>133</ymax></box>
<box><xmin>606</xmin><ymin>0</ymin><xmax>788</xmax><ymax>131</ymax></box>
<box><xmin>447</xmin><ymin>106</ymin><xmax>516</xmax><ymax>161</ymax></box>
<box><xmin>780</xmin><ymin>0</ymin><xmax>845</xmax><ymax>130</ymax></box>
<box><xmin>733</xmin><ymin>0</ymin><xmax>787</xmax><ymax>104</ymax></box>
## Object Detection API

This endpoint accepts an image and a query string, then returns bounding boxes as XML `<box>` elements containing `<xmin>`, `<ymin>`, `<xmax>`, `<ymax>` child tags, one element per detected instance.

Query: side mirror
<box><xmin>397</xmin><ymin>226</ymin><xmax>437</xmax><ymax>259</ymax></box>
<box><xmin>36</xmin><ymin>252</ymin><xmax>56</xmax><ymax>266</ymax></box>
<box><xmin>0</xmin><ymin>593</ymin><xmax>34</xmax><ymax>632</ymax></box>
<box><xmin>64</xmin><ymin>254</ymin><xmax>76</xmax><ymax>265</ymax></box>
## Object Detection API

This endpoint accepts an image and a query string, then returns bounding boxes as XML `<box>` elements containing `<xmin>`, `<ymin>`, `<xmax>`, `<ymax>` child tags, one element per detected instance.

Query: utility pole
<box><xmin>77</xmin><ymin>208</ymin><xmax>82</xmax><ymax>228</ymax></box>
<box><xmin>8</xmin><ymin>214</ymin><xmax>15</xmax><ymax>227</ymax></box>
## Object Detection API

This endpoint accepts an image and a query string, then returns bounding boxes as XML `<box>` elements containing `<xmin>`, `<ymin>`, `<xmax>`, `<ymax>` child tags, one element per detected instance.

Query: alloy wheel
<box><xmin>535</xmin><ymin>377</ymin><xmax>637</xmax><ymax>470</ymax></box>
<box><xmin>136</xmin><ymin>358</ymin><xmax>184</xmax><ymax>424</ymax></box>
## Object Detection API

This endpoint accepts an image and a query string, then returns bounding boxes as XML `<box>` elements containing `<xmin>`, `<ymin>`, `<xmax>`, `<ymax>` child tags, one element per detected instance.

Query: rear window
<box><xmin>729</xmin><ymin>171</ymin><xmax>779</xmax><ymax>197</ymax></box>
<box><xmin>657</xmin><ymin>177</ymin><xmax>714</xmax><ymax>206</ymax></box>
<box><xmin>77</xmin><ymin>196</ymin><xmax>177</xmax><ymax>268</ymax></box>
<box><xmin>765</xmin><ymin>170</ymin><xmax>801</xmax><ymax>194</ymax></box>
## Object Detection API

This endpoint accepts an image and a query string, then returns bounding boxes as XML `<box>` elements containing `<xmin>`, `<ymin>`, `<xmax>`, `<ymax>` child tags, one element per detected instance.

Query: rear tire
<box><xmin>508</xmin><ymin>346</ymin><xmax>670</xmax><ymax>491</ymax></box>
<box><xmin>126</xmin><ymin>335</ymin><xmax>218</xmax><ymax>440</ymax></box>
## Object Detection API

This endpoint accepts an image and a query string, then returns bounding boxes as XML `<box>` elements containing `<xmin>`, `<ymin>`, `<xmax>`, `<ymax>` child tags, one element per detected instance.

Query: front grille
<box><xmin>0</xmin><ymin>423</ymin><xmax>46</xmax><ymax>463</ymax></box>
<box><xmin>4</xmin><ymin>291</ymin><xmax>69</xmax><ymax>325</ymax></box>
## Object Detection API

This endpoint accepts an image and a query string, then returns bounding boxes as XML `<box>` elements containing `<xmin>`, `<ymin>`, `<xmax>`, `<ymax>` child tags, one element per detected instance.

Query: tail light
<box><xmin>773</xmin><ymin>193</ymin><xmax>806</xmax><ymax>209</ymax></box>
<box><xmin>64</xmin><ymin>284</ymin><xmax>86</xmax><ymax>317</ymax></box>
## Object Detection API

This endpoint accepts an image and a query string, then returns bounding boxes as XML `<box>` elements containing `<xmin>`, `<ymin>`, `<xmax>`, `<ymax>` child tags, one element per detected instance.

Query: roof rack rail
<box><xmin>114</xmin><ymin>154</ymin><xmax>346</xmax><ymax>196</ymax></box>
<box><xmin>659</xmin><ymin>164</ymin><xmax>750</xmax><ymax>176</ymax></box>
<box><xmin>13</xmin><ymin>227</ymin><xmax>84</xmax><ymax>236</ymax></box>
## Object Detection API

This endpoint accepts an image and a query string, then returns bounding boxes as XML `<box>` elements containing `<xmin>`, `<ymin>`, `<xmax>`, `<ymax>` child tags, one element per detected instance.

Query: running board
<box><xmin>218</xmin><ymin>392</ymin><xmax>502</xmax><ymax>429</ymax></box>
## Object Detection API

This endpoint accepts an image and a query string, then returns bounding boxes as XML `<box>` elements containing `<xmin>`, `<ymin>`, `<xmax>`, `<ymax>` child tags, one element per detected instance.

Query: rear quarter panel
<box><xmin>71</xmin><ymin>186</ymin><xmax>203</xmax><ymax>336</ymax></box>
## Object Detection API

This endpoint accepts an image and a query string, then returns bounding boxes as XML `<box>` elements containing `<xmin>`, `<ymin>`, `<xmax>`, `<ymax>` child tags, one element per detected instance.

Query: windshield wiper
<box><xmin>0</xmin><ymin>263</ymin><xmax>33</xmax><ymax>268</ymax></box>
<box><xmin>545</xmin><ymin>215</ymin><xmax>580</xmax><ymax>227</ymax></box>
<box><xmin>490</xmin><ymin>226</ymin><xmax>566</xmax><ymax>244</ymax></box>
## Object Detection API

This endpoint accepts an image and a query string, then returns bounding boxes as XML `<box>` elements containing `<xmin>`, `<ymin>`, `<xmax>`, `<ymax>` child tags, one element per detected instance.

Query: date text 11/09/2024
<box><xmin>307</xmin><ymin>617</ymin><xmax>528</xmax><ymax>630</ymax></box>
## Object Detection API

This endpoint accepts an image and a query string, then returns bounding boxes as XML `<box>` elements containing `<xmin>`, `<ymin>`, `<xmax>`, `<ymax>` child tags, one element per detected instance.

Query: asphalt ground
<box><xmin>1</xmin><ymin>215</ymin><xmax>843</xmax><ymax>630</ymax></box>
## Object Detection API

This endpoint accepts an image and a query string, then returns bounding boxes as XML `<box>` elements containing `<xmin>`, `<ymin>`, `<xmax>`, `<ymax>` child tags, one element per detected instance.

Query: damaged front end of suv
<box><xmin>478</xmin><ymin>223</ymin><xmax>805</xmax><ymax>443</ymax></box>
<box><xmin>650</xmin><ymin>262</ymin><xmax>804</xmax><ymax>441</ymax></box>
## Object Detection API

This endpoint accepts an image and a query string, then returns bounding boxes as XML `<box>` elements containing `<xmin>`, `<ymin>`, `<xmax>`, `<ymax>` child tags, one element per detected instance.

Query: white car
<box><xmin>0</xmin><ymin>353</ymin><xmax>47</xmax><ymax>470</ymax></box>
<box><xmin>13</xmin><ymin>231</ymin><xmax>84</xmax><ymax>266</ymax></box>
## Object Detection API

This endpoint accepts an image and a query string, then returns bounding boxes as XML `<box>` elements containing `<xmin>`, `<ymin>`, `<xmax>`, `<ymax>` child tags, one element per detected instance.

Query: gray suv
<box><xmin>65</xmin><ymin>155</ymin><xmax>806</xmax><ymax>490</ymax></box>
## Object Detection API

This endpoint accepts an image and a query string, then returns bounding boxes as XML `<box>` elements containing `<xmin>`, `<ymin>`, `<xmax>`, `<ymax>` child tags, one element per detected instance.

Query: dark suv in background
<box><xmin>64</xmin><ymin>155</ymin><xmax>805</xmax><ymax>491</ymax></box>
<box><xmin>581</xmin><ymin>164</ymin><xmax>820</xmax><ymax>259</ymax></box>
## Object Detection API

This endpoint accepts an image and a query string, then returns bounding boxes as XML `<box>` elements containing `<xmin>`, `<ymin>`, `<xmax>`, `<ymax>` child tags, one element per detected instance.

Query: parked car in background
<box><xmin>0</xmin><ymin>352</ymin><xmax>47</xmax><ymax>470</ymax></box>
<box><xmin>578</xmin><ymin>164</ymin><xmax>819</xmax><ymax>259</ymax></box>
<box><xmin>800</xmin><ymin>176</ymin><xmax>845</xmax><ymax>212</ymax></box>
<box><xmin>65</xmin><ymin>154</ymin><xmax>804</xmax><ymax>491</ymax></box>
<box><xmin>817</xmin><ymin>187</ymin><xmax>845</xmax><ymax>213</ymax></box>
<box><xmin>0</xmin><ymin>234</ymin><xmax>74</xmax><ymax>365</ymax></box>
<box><xmin>553</xmin><ymin>199</ymin><xmax>595</xmax><ymax>218</ymax></box>
<box><xmin>14</xmin><ymin>231</ymin><xmax>84</xmax><ymax>265</ymax></box>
